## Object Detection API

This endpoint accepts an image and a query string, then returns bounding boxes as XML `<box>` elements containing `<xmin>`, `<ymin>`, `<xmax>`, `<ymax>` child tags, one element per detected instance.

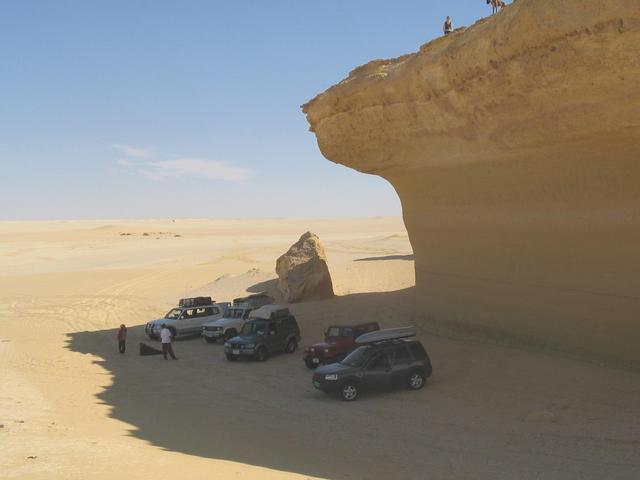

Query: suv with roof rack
<box><xmin>303</xmin><ymin>322</ymin><xmax>380</xmax><ymax>369</ymax></box>
<box><xmin>312</xmin><ymin>327</ymin><xmax>432</xmax><ymax>401</ymax></box>
<box><xmin>201</xmin><ymin>292</ymin><xmax>274</xmax><ymax>343</ymax></box>
<box><xmin>145</xmin><ymin>297</ymin><xmax>226</xmax><ymax>340</ymax></box>
<box><xmin>224</xmin><ymin>305</ymin><xmax>301</xmax><ymax>361</ymax></box>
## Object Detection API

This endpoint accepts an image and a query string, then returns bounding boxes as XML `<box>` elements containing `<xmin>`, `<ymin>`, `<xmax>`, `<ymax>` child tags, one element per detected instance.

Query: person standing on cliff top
<box><xmin>443</xmin><ymin>16</ymin><xmax>453</xmax><ymax>35</ymax></box>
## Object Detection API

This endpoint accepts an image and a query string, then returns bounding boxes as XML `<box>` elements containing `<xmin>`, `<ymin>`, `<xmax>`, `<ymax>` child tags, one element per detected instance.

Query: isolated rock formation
<box><xmin>303</xmin><ymin>0</ymin><xmax>640</xmax><ymax>365</ymax></box>
<box><xmin>276</xmin><ymin>232</ymin><xmax>334</xmax><ymax>303</ymax></box>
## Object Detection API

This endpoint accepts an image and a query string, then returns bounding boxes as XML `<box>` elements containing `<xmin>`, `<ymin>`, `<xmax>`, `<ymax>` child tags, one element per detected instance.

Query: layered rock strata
<box><xmin>303</xmin><ymin>0</ymin><xmax>640</xmax><ymax>365</ymax></box>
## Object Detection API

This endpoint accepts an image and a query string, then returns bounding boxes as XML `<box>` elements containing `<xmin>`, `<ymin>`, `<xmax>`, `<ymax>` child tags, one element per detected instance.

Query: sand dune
<box><xmin>1</xmin><ymin>218</ymin><xmax>639</xmax><ymax>479</ymax></box>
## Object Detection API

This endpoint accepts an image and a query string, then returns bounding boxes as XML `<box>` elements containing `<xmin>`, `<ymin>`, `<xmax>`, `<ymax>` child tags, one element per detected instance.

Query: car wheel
<box><xmin>285</xmin><ymin>338</ymin><xmax>297</xmax><ymax>353</ymax></box>
<box><xmin>304</xmin><ymin>358</ymin><xmax>318</xmax><ymax>369</ymax></box>
<box><xmin>224</xmin><ymin>329</ymin><xmax>237</xmax><ymax>341</ymax></box>
<box><xmin>226</xmin><ymin>354</ymin><xmax>237</xmax><ymax>361</ymax></box>
<box><xmin>255</xmin><ymin>346</ymin><xmax>267</xmax><ymax>362</ymax></box>
<box><xmin>340</xmin><ymin>382</ymin><xmax>359</xmax><ymax>402</ymax></box>
<box><xmin>407</xmin><ymin>370</ymin><xmax>425</xmax><ymax>390</ymax></box>
<box><xmin>204</xmin><ymin>337</ymin><xmax>216</xmax><ymax>344</ymax></box>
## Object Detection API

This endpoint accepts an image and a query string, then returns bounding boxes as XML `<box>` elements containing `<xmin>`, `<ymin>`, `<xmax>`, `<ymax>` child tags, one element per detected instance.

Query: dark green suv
<box><xmin>312</xmin><ymin>328</ymin><xmax>432</xmax><ymax>401</ymax></box>
<box><xmin>224</xmin><ymin>305</ymin><xmax>301</xmax><ymax>362</ymax></box>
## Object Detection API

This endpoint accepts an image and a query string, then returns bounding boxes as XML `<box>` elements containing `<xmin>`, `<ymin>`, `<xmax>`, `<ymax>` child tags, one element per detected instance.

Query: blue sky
<box><xmin>1</xmin><ymin>1</ymin><xmax>494</xmax><ymax>220</ymax></box>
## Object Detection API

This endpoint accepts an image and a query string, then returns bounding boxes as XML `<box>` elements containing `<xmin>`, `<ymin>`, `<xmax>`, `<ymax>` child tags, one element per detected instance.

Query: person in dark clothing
<box><xmin>117</xmin><ymin>324</ymin><xmax>127</xmax><ymax>354</ymax></box>
<box><xmin>444</xmin><ymin>16</ymin><xmax>453</xmax><ymax>35</ymax></box>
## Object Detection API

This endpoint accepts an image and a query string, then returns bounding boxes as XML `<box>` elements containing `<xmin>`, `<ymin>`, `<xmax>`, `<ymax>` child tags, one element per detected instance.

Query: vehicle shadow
<box><xmin>354</xmin><ymin>254</ymin><xmax>414</xmax><ymax>262</ymax></box>
<box><xmin>65</xmin><ymin>287</ymin><xmax>438</xmax><ymax>480</ymax></box>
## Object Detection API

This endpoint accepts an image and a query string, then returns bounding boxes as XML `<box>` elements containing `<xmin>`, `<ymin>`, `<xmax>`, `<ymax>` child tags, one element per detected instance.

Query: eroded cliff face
<box><xmin>303</xmin><ymin>0</ymin><xmax>640</xmax><ymax>365</ymax></box>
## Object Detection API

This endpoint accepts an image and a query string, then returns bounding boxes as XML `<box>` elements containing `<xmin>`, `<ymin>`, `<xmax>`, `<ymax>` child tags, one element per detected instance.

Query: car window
<box><xmin>367</xmin><ymin>353</ymin><xmax>390</xmax><ymax>370</ymax></box>
<box><xmin>165</xmin><ymin>308</ymin><xmax>182</xmax><ymax>319</ymax></box>
<box><xmin>181</xmin><ymin>309</ymin><xmax>195</xmax><ymax>319</ymax></box>
<box><xmin>342</xmin><ymin>327</ymin><xmax>353</xmax><ymax>337</ymax></box>
<box><xmin>342</xmin><ymin>346</ymin><xmax>372</xmax><ymax>367</ymax></box>
<box><xmin>393</xmin><ymin>346</ymin><xmax>411</xmax><ymax>365</ymax></box>
<box><xmin>240</xmin><ymin>321</ymin><xmax>265</xmax><ymax>335</ymax></box>
<box><xmin>327</xmin><ymin>327</ymin><xmax>341</xmax><ymax>337</ymax></box>
<box><xmin>409</xmin><ymin>343</ymin><xmax>427</xmax><ymax>360</ymax></box>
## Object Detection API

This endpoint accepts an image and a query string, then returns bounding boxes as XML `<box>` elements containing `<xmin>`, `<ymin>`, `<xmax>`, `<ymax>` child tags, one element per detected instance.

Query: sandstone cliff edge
<box><xmin>303</xmin><ymin>0</ymin><xmax>640</xmax><ymax>366</ymax></box>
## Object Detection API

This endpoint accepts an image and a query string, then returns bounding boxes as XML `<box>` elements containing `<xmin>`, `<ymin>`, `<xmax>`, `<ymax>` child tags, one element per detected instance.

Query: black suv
<box><xmin>224</xmin><ymin>305</ymin><xmax>301</xmax><ymax>362</ymax></box>
<box><xmin>312</xmin><ymin>339</ymin><xmax>432</xmax><ymax>401</ymax></box>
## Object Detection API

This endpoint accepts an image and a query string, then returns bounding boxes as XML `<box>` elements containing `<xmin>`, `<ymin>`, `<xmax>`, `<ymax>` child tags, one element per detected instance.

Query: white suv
<box><xmin>146</xmin><ymin>303</ymin><xmax>225</xmax><ymax>340</ymax></box>
<box><xmin>201</xmin><ymin>306</ymin><xmax>253</xmax><ymax>343</ymax></box>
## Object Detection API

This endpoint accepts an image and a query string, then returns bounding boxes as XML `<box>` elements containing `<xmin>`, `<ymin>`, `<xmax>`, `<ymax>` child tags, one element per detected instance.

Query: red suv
<box><xmin>303</xmin><ymin>322</ymin><xmax>380</xmax><ymax>369</ymax></box>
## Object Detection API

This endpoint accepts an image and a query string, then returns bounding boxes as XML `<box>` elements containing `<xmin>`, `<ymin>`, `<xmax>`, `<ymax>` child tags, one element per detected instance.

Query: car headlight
<box><xmin>244</xmin><ymin>343</ymin><xmax>255</xmax><ymax>349</ymax></box>
<box><xmin>325</xmin><ymin>374</ymin><xmax>339</xmax><ymax>381</ymax></box>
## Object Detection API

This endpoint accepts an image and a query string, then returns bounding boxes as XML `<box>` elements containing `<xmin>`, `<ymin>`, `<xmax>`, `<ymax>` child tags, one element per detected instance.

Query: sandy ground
<box><xmin>1</xmin><ymin>218</ymin><xmax>639</xmax><ymax>480</ymax></box>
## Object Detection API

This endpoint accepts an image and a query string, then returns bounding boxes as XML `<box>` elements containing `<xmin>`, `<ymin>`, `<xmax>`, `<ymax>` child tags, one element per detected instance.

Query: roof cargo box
<box><xmin>233</xmin><ymin>292</ymin><xmax>273</xmax><ymax>309</ymax></box>
<box><xmin>249</xmin><ymin>304</ymin><xmax>290</xmax><ymax>320</ymax></box>
<box><xmin>355</xmin><ymin>326</ymin><xmax>416</xmax><ymax>345</ymax></box>
<box><xmin>179</xmin><ymin>296</ymin><xmax>213</xmax><ymax>308</ymax></box>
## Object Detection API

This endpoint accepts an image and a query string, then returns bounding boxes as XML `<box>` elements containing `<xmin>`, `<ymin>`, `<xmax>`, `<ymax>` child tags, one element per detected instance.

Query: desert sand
<box><xmin>303</xmin><ymin>0</ymin><xmax>640</xmax><ymax>365</ymax></box>
<box><xmin>1</xmin><ymin>218</ymin><xmax>639</xmax><ymax>480</ymax></box>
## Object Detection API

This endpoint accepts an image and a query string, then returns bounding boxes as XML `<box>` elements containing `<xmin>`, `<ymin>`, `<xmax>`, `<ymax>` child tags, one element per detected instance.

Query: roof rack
<box><xmin>355</xmin><ymin>326</ymin><xmax>416</xmax><ymax>345</ymax></box>
<box><xmin>248</xmin><ymin>304</ymin><xmax>290</xmax><ymax>320</ymax></box>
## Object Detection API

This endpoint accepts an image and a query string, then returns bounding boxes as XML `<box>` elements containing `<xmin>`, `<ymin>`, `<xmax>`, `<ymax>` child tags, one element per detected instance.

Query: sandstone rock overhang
<box><xmin>303</xmin><ymin>0</ymin><xmax>640</xmax><ymax>366</ymax></box>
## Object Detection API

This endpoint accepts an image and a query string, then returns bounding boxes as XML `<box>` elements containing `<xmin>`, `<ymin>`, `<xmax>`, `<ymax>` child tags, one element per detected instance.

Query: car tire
<box><xmin>204</xmin><ymin>337</ymin><xmax>216</xmax><ymax>344</ymax></box>
<box><xmin>407</xmin><ymin>370</ymin><xmax>425</xmax><ymax>390</ymax></box>
<box><xmin>304</xmin><ymin>358</ymin><xmax>318</xmax><ymax>369</ymax></box>
<box><xmin>340</xmin><ymin>382</ymin><xmax>359</xmax><ymax>401</ymax></box>
<box><xmin>254</xmin><ymin>346</ymin><xmax>267</xmax><ymax>362</ymax></box>
<box><xmin>226</xmin><ymin>354</ymin><xmax>238</xmax><ymax>361</ymax></box>
<box><xmin>285</xmin><ymin>338</ymin><xmax>297</xmax><ymax>353</ymax></box>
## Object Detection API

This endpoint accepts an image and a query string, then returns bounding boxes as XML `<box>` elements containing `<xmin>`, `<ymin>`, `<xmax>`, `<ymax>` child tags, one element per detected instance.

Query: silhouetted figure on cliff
<box><xmin>443</xmin><ymin>16</ymin><xmax>453</xmax><ymax>35</ymax></box>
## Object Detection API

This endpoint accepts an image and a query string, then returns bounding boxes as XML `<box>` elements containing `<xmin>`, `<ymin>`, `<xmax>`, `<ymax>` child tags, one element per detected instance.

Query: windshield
<box><xmin>164</xmin><ymin>308</ymin><xmax>182</xmax><ymax>319</ymax></box>
<box><xmin>326</xmin><ymin>327</ymin><xmax>341</xmax><ymax>337</ymax></box>
<box><xmin>341</xmin><ymin>346</ymin><xmax>372</xmax><ymax>367</ymax></box>
<box><xmin>227</xmin><ymin>308</ymin><xmax>244</xmax><ymax>319</ymax></box>
<box><xmin>240</xmin><ymin>321</ymin><xmax>268</xmax><ymax>336</ymax></box>
<box><xmin>326</xmin><ymin>326</ymin><xmax>354</xmax><ymax>338</ymax></box>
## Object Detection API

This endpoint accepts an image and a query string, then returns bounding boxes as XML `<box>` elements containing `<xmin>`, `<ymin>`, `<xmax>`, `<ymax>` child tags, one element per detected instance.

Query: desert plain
<box><xmin>1</xmin><ymin>217</ymin><xmax>639</xmax><ymax>480</ymax></box>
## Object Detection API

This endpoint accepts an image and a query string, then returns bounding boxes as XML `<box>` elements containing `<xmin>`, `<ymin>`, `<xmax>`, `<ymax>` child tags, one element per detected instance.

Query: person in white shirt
<box><xmin>160</xmin><ymin>324</ymin><xmax>178</xmax><ymax>360</ymax></box>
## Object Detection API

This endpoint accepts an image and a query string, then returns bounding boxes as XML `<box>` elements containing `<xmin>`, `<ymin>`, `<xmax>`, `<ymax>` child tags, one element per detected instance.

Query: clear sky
<box><xmin>1</xmin><ymin>1</ymin><xmax>494</xmax><ymax>220</ymax></box>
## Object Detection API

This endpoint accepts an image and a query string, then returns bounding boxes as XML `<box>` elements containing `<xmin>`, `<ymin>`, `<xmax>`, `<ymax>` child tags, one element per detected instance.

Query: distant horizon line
<box><xmin>0</xmin><ymin>215</ymin><xmax>404</xmax><ymax>223</ymax></box>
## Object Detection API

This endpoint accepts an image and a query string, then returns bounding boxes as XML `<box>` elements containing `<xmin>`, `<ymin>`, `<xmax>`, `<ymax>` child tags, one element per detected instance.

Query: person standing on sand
<box><xmin>117</xmin><ymin>324</ymin><xmax>127</xmax><ymax>354</ymax></box>
<box><xmin>443</xmin><ymin>16</ymin><xmax>453</xmax><ymax>35</ymax></box>
<box><xmin>160</xmin><ymin>324</ymin><xmax>178</xmax><ymax>360</ymax></box>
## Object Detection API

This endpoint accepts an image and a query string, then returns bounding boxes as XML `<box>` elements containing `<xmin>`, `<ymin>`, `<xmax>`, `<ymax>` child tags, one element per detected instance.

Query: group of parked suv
<box><xmin>145</xmin><ymin>296</ymin><xmax>432</xmax><ymax>401</ymax></box>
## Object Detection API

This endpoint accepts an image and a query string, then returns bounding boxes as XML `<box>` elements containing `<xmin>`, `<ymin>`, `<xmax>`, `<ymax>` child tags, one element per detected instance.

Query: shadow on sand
<box><xmin>354</xmin><ymin>254</ymin><xmax>414</xmax><ymax>262</ymax></box>
<box><xmin>66</xmin><ymin>287</ymin><xmax>433</xmax><ymax>480</ymax></box>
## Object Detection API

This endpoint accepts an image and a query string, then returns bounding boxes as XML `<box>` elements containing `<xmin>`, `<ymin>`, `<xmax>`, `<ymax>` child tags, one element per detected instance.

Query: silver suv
<box><xmin>202</xmin><ymin>292</ymin><xmax>273</xmax><ymax>343</ymax></box>
<box><xmin>146</xmin><ymin>303</ymin><xmax>225</xmax><ymax>340</ymax></box>
<box><xmin>202</xmin><ymin>306</ymin><xmax>253</xmax><ymax>343</ymax></box>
